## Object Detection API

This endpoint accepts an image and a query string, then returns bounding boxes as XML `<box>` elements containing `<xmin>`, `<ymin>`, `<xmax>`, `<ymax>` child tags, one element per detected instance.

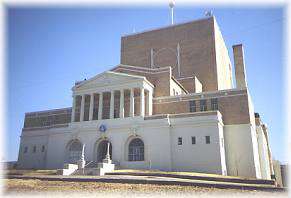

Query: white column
<box><xmin>98</xmin><ymin>93</ymin><xmax>103</xmax><ymax>120</ymax></box>
<box><xmin>89</xmin><ymin>93</ymin><xmax>94</xmax><ymax>121</ymax></box>
<box><xmin>140</xmin><ymin>88</ymin><xmax>145</xmax><ymax>117</ymax></box>
<box><xmin>130</xmin><ymin>88</ymin><xmax>135</xmax><ymax>117</ymax></box>
<box><xmin>71</xmin><ymin>95</ymin><xmax>76</xmax><ymax>122</ymax></box>
<box><xmin>110</xmin><ymin>91</ymin><xmax>115</xmax><ymax>119</ymax></box>
<box><xmin>119</xmin><ymin>89</ymin><xmax>124</xmax><ymax>118</ymax></box>
<box><xmin>148</xmin><ymin>90</ymin><xmax>153</xmax><ymax>116</ymax></box>
<box><xmin>80</xmin><ymin>95</ymin><xmax>85</xmax><ymax>121</ymax></box>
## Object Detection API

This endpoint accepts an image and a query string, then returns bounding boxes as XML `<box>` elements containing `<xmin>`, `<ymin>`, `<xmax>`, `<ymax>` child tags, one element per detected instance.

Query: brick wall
<box><xmin>121</xmin><ymin>17</ymin><xmax>232</xmax><ymax>92</ymax></box>
<box><xmin>153</xmin><ymin>89</ymin><xmax>251</xmax><ymax>125</ymax></box>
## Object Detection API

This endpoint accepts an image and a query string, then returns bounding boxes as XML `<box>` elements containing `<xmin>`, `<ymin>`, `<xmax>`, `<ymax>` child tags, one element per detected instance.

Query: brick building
<box><xmin>17</xmin><ymin>16</ymin><xmax>274</xmax><ymax>179</ymax></box>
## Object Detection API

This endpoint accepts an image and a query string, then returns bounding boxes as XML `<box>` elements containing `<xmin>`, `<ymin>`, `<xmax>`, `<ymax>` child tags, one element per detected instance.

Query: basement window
<box><xmin>41</xmin><ymin>145</ymin><xmax>45</xmax><ymax>152</ymax></box>
<box><xmin>205</xmin><ymin>136</ymin><xmax>211</xmax><ymax>144</ymax></box>
<box><xmin>24</xmin><ymin>146</ymin><xmax>28</xmax><ymax>154</ymax></box>
<box><xmin>191</xmin><ymin>136</ymin><xmax>196</xmax><ymax>144</ymax></box>
<box><xmin>33</xmin><ymin>145</ymin><xmax>37</xmax><ymax>153</ymax></box>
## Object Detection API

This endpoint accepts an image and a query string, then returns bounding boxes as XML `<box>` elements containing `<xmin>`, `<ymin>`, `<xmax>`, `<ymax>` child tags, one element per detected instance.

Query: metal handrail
<box><xmin>84</xmin><ymin>161</ymin><xmax>94</xmax><ymax>168</ymax></box>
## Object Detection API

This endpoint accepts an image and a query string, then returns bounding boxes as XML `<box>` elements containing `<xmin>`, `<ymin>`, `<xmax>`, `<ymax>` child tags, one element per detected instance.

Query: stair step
<box><xmin>106</xmin><ymin>171</ymin><xmax>276</xmax><ymax>186</ymax></box>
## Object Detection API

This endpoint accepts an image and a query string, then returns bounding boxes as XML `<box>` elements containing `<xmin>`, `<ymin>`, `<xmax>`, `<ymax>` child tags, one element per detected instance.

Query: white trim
<box><xmin>112</xmin><ymin>64</ymin><xmax>171</xmax><ymax>72</ymax></box>
<box><xmin>73</xmin><ymin>70</ymin><xmax>155</xmax><ymax>91</ymax></box>
<box><xmin>114</xmin><ymin>67</ymin><xmax>170</xmax><ymax>75</ymax></box>
<box><xmin>171</xmin><ymin>77</ymin><xmax>188</xmax><ymax>94</ymax></box>
<box><xmin>176</xmin><ymin>76</ymin><xmax>194</xmax><ymax>80</ymax></box>
<box><xmin>154</xmin><ymin>88</ymin><xmax>247</xmax><ymax>100</ymax></box>
<box><xmin>153</xmin><ymin>93</ymin><xmax>247</xmax><ymax>104</ymax></box>
<box><xmin>25</xmin><ymin>107</ymin><xmax>71</xmax><ymax>115</ymax></box>
<box><xmin>25</xmin><ymin>112</ymin><xmax>71</xmax><ymax>118</ymax></box>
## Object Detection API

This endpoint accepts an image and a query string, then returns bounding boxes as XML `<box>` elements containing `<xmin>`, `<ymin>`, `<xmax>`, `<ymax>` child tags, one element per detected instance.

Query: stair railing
<box><xmin>84</xmin><ymin>161</ymin><xmax>94</xmax><ymax>168</ymax></box>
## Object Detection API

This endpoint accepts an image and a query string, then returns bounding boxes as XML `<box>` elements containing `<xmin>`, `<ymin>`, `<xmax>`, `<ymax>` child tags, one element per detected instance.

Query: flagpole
<box><xmin>169</xmin><ymin>0</ymin><xmax>175</xmax><ymax>25</ymax></box>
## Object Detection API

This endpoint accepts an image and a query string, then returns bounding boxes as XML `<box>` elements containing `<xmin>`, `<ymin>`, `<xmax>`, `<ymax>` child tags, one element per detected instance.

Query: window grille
<box><xmin>68</xmin><ymin>140</ymin><xmax>82</xmax><ymax>163</ymax></box>
<box><xmin>128</xmin><ymin>138</ymin><xmax>144</xmax><ymax>161</ymax></box>
<box><xmin>211</xmin><ymin>98</ymin><xmax>218</xmax><ymax>110</ymax></box>
<box><xmin>189</xmin><ymin>100</ymin><xmax>196</xmax><ymax>112</ymax></box>
<box><xmin>200</xmin><ymin>100</ymin><xmax>207</xmax><ymax>111</ymax></box>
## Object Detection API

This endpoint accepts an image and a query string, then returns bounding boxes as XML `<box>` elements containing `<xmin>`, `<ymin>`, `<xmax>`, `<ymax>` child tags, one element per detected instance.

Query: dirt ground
<box><xmin>2</xmin><ymin>179</ymin><xmax>288</xmax><ymax>198</ymax></box>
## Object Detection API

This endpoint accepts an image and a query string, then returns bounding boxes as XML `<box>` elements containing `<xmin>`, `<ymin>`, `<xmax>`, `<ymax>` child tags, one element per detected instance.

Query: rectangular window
<box><xmin>189</xmin><ymin>100</ymin><xmax>196</xmax><ymax>112</ymax></box>
<box><xmin>33</xmin><ymin>145</ymin><xmax>37</xmax><ymax>153</ymax></box>
<box><xmin>191</xmin><ymin>136</ymin><xmax>196</xmax><ymax>144</ymax></box>
<box><xmin>24</xmin><ymin>146</ymin><xmax>28</xmax><ymax>153</ymax></box>
<box><xmin>205</xmin><ymin>136</ymin><xmax>211</xmax><ymax>144</ymax></box>
<box><xmin>200</xmin><ymin>99</ymin><xmax>207</xmax><ymax>111</ymax></box>
<box><xmin>211</xmin><ymin>98</ymin><xmax>218</xmax><ymax>110</ymax></box>
<box><xmin>178</xmin><ymin>137</ymin><xmax>182</xmax><ymax>145</ymax></box>
<box><xmin>41</xmin><ymin>145</ymin><xmax>45</xmax><ymax>152</ymax></box>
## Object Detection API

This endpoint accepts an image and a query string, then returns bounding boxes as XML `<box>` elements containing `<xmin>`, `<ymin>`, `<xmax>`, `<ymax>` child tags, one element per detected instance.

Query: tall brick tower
<box><xmin>120</xmin><ymin>16</ymin><xmax>233</xmax><ymax>92</ymax></box>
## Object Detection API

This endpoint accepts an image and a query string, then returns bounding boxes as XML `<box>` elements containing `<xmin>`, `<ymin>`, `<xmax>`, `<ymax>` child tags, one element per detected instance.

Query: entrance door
<box><xmin>97</xmin><ymin>140</ymin><xmax>112</xmax><ymax>162</ymax></box>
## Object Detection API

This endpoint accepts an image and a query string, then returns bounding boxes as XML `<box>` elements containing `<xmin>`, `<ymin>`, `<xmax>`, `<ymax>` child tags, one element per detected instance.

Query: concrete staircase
<box><xmin>58</xmin><ymin>161</ymin><xmax>115</xmax><ymax>176</ymax></box>
<box><xmin>106</xmin><ymin>171</ymin><xmax>275</xmax><ymax>185</ymax></box>
<box><xmin>73</xmin><ymin>162</ymin><xmax>115</xmax><ymax>176</ymax></box>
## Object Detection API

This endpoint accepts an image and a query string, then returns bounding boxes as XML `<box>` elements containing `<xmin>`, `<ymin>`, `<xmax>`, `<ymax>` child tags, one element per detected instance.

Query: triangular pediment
<box><xmin>73</xmin><ymin>71</ymin><xmax>145</xmax><ymax>91</ymax></box>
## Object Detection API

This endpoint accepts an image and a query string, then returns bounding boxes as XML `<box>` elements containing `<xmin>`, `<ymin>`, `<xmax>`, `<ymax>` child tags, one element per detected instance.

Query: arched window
<box><xmin>68</xmin><ymin>140</ymin><xmax>82</xmax><ymax>163</ymax></box>
<box><xmin>128</xmin><ymin>138</ymin><xmax>144</xmax><ymax>161</ymax></box>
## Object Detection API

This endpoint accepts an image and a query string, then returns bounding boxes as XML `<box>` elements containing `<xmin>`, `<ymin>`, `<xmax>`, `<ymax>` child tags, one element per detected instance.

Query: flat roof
<box><xmin>121</xmin><ymin>16</ymin><xmax>213</xmax><ymax>38</ymax></box>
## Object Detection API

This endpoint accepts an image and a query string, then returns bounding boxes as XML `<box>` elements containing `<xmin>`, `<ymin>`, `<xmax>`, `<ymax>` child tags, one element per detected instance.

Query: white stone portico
<box><xmin>71</xmin><ymin>71</ymin><xmax>154</xmax><ymax>123</ymax></box>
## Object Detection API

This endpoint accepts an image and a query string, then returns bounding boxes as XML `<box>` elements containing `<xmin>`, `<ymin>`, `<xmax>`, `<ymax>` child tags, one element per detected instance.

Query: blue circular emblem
<box><xmin>99</xmin><ymin>124</ymin><xmax>107</xmax><ymax>132</ymax></box>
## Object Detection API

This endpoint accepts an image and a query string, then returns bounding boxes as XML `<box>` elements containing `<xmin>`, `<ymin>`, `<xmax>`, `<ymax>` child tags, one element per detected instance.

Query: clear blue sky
<box><xmin>6</xmin><ymin>6</ymin><xmax>286</xmax><ymax>163</ymax></box>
